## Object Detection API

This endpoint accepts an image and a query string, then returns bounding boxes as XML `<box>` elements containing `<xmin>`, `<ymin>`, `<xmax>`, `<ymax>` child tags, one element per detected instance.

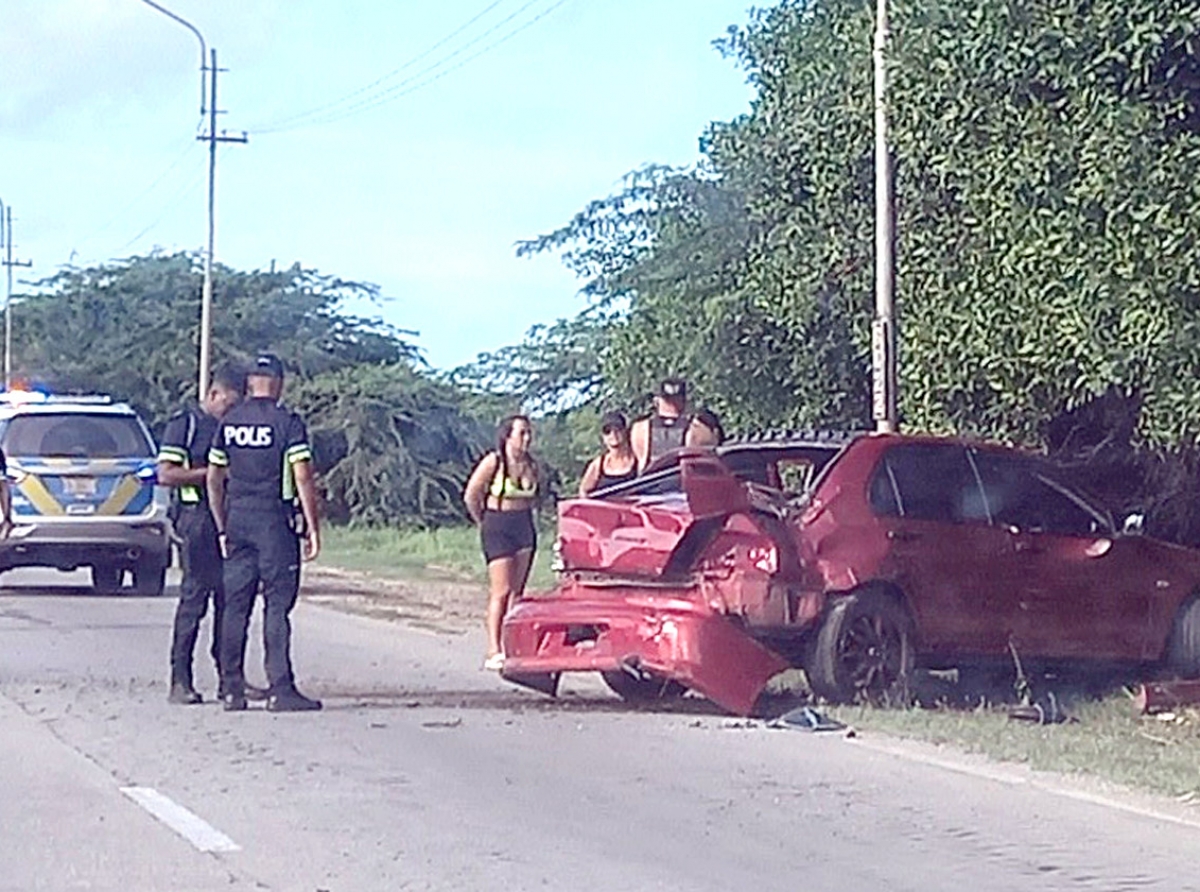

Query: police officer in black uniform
<box><xmin>158</xmin><ymin>363</ymin><xmax>251</xmax><ymax>705</ymax></box>
<box><xmin>207</xmin><ymin>353</ymin><xmax>323</xmax><ymax>712</ymax></box>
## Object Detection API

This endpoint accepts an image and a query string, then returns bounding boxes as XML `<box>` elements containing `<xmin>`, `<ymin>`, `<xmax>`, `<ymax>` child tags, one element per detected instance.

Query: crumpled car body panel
<box><xmin>502</xmin><ymin>452</ymin><xmax>814</xmax><ymax>715</ymax></box>
<box><xmin>501</xmin><ymin>579</ymin><xmax>790</xmax><ymax>716</ymax></box>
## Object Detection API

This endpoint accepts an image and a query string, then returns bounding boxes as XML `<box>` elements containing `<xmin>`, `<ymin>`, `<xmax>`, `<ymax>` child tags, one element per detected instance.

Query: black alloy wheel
<box><xmin>807</xmin><ymin>589</ymin><xmax>914</xmax><ymax>705</ymax></box>
<box><xmin>1166</xmin><ymin>597</ymin><xmax>1200</xmax><ymax>677</ymax></box>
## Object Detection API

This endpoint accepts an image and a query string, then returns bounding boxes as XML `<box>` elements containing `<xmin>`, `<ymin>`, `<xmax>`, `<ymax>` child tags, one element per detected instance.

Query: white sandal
<box><xmin>483</xmin><ymin>653</ymin><xmax>505</xmax><ymax>671</ymax></box>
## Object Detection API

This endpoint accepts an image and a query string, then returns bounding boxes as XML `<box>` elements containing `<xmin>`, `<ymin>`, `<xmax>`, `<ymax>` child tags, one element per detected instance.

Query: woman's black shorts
<box><xmin>480</xmin><ymin>509</ymin><xmax>537</xmax><ymax>562</ymax></box>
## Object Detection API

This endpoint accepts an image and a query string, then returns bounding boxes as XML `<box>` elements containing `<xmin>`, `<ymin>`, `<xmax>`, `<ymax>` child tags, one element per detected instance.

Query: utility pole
<box><xmin>2</xmin><ymin>203</ymin><xmax>32</xmax><ymax>391</ymax></box>
<box><xmin>871</xmin><ymin>0</ymin><xmax>898</xmax><ymax>433</ymax></box>
<box><xmin>139</xmin><ymin>1</ymin><xmax>246</xmax><ymax>398</ymax></box>
<box><xmin>198</xmin><ymin>47</ymin><xmax>247</xmax><ymax>397</ymax></box>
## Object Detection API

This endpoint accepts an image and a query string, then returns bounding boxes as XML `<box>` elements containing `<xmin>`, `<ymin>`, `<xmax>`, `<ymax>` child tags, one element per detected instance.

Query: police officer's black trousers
<box><xmin>219</xmin><ymin>507</ymin><xmax>301</xmax><ymax>696</ymax></box>
<box><xmin>169</xmin><ymin>506</ymin><xmax>224</xmax><ymax>688</ymax></box>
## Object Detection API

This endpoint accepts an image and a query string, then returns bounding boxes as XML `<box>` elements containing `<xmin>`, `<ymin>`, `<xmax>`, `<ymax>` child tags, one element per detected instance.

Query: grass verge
<box><xmin>318</xmin><ymin>523</ymin><xmax>556</xmax><ymax>590</ymax></box>
<box><xmin>825</xmin><ymin>694</ymin><xmax>1200</xmax><ymax>802</ymax></box>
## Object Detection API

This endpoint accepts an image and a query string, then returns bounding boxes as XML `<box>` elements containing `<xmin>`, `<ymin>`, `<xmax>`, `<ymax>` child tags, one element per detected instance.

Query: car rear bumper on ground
<box><xmin>501</xmin><ymin>581</ymin><xmax>791</xmax><ymax>715</ymax></box>
<box><xmin>0</xmin><ymin>517</ymin><xmax>172</xmax><ymax>571</ymax></box>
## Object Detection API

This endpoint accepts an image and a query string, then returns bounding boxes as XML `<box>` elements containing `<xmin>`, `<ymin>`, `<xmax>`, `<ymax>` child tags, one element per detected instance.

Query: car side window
<box><xmin>869</xmin><ymin>444</ymin><xmax>985</xmax><ymax>524</ymax></box>
<box><xmin>1029</xmin><ymin>475</ymin><xmax>1109</xmax><ymax>536</ymax></box>
<box><xmin>972</xmin><ymin>451</ymin><xmax>1106</xmax><ymax>536</ymax></box>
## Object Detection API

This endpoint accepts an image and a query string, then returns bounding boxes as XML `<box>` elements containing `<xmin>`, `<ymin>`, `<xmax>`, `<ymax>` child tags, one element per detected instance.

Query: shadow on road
<box><xmin>315</xmin><ymin>685</ymin><xmax>734</xmax><ymax>717</ymax></box>
<box><xmin>0</xmin><ymin>586</ymin><xmax>179</xmax><ymax>599</ymax></box>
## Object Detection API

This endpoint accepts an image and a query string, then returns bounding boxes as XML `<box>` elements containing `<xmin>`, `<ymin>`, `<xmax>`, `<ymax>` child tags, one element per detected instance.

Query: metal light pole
<box><xmin>140</xmin><ymin>1</ymin><xmax>245</xmax><ymax>398</ymax></box>
<box><xmin>139</xmin><ymin>1</ymin><xmax>209</xmax><ymax>398</ymax></box>
<box><xmin>1</xmin><ymin>200</ymin><xmax>32</xmax><ymax>391</ymax></box>
<box><xmin>871</xmin><ymin>0</ymin><xmax>899</xmax><ymax>433</ymax></box>
<box><xmin>4</xmin><ymin>203</ymin><xmax>11</xmax><ymax>391</ymax></box>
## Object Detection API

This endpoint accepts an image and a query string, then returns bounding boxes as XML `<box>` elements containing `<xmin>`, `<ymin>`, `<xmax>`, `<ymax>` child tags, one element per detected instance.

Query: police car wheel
<box><xmin>91</xmin><ymin>563</ymin><xmax>125</xmax><ymax>594</ymax></box>
<box><xmin>133</xmin><ymin>559</ymin><xmax>167</xmax><ymax>597</ymax></box>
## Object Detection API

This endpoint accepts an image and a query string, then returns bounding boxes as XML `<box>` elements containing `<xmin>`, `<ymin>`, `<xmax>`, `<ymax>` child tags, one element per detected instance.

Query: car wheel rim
<box><xmin>837</xmin><ymin>613</ymin><xmax>903</xmax><ymax>701</ymax></box>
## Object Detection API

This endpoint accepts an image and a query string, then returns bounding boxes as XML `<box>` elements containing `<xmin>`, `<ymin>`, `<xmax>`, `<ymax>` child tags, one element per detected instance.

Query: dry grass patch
<box><xmin>826</xmin><ymin>695</ymin><xmax>1200</xmax><ymax>802</ymax></box>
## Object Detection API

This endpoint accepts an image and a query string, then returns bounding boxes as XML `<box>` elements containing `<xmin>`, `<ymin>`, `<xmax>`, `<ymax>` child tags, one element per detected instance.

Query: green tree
<box><xmin>289</xmin><ymin>363</ymin><xmax>489</xmax><ymax>526</ymax></box>
<box><xmin>13</xmin><ymin>252</ymin><xmax>489</xmax><ymax>526</ymax></box>
<box><xmin>520</xmin><ymin>0</ymin><xmax>1200</xmax><ymax>447</ymax></box>
<box><xmin>16</xmin><ymin>253</ymin><xmax>411</xmax><ymax>427</ymax></box>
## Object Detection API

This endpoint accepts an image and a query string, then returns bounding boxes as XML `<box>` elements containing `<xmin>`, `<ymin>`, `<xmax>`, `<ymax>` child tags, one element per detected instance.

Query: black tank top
<box><xmin>595</xmin><ymin>454</ymin><xmax>638</xmax><ymax>491</ymax></box>
<box><xmin>648</xmin><ymin>414</ymin><xmax>688</xmax><ymax>462</ymax></box>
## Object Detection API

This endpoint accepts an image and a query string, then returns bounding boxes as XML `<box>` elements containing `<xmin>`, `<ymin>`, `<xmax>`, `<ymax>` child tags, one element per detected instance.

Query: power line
<box><xmin>253</xmin><ymin>0</ymin><xmax>509</xmax><ymax>133</ymax></box>
<box><xmin>109</xmin><ymin>154</ymin><xmax>208</xmax><ymax>257</ymax></box>
<box><xmin>255</xmin><ymin>0</ymin><xmax>571</xmax><ymax>135</ymax></box>
<box><xmin>71</xmin><ymin>138</ymin><xmax>201</xmax><ymax>254</ymax></box>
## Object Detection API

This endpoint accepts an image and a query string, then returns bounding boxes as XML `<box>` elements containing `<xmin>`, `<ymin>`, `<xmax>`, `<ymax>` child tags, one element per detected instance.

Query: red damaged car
<box><xmin>500</xmin><ymin>432</ymin><xmax>1200</xmax><ymax>714</ymax></box>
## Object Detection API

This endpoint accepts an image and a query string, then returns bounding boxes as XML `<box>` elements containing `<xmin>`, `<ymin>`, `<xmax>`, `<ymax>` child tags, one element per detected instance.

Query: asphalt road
<box><xmin>2</xmin><ymin>567</ymin><xmax>1199</xmax><ymax>892</ymax></box>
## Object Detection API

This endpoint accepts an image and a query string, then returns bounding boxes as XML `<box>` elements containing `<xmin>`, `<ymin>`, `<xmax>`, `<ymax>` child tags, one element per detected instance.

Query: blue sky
<box><xmin>1</xmin><ymin>1</ymin><xmax>757</xmax><ymax>370</ymax></box>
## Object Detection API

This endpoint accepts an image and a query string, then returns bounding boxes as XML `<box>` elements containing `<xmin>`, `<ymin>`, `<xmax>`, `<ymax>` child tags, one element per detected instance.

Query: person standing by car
<box><xmin>0</xmin><ymin>442</ymin><xmax>12</xmax><ymax>540</ymax></box>
<box><xmin>578</xmin><ymin>411</ymin><xmax>638</xmax><ymax>496</ymax></box>
<box><xmin>207</xmin><ymin>353</ymin><xmax>323</xmax><ymax>712</ymax></box>
<box><xmin>629</xmin><ymin>378</ymin><xmax>722</xmax><ymax>472</ymax></box>
<box><xmin>158</xmin><ymin>363</ymin><xmax>252</xmax><ymax>705</ymax></box>
<box><xmin>463</xmin><ymin>415</ymin><xmax>539</xmax><ymax>671</ymax></box>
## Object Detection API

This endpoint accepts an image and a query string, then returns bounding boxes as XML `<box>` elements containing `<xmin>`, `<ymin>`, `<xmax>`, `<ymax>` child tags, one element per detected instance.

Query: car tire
<box><xmin>601</xmin><ymin>669</ymin><xmax>686</xmax><ymax>704</ymax></box>
<box><xmin>91</xmin><ymin>563</ymin><xmax>125</xmax><ymax>594</ymax></box>
<box><xmin>807</xmin><ymin>588</ymin><xmax>914</xmax><ymax>705</ymax></box>
<box><xmin>1166</xmin><ymin>597</ymin><xmax>1200</xmax><ymax>677</ymax></box>
<box><xmin>133</xmin><ymin>559</ymin><xmax>167</xmax><ymax>597</ymax></box>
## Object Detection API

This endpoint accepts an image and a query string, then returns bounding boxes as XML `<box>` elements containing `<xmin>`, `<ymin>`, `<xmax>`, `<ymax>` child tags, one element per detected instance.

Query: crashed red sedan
<box><xmin>500</xmin><ymin>433</ymin><xmax>1200</xmax><ymax>714</ymax></box>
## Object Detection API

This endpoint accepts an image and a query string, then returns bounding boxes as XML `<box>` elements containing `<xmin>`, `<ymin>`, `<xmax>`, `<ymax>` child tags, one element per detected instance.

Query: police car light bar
<box><xmin>44</xmin><ymin>394</ymin><xmax>114</xmax><ymax>405</ymax></box>
<box><xmin>0</xmin><ymin>390</ymin><xmax>48</xmax><ymax>405</ymax></box>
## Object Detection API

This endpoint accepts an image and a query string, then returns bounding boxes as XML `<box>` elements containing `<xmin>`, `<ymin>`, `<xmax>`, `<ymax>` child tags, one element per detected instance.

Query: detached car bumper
<box><xmin>0</xmin><ymin>517</ymin><xmax>172</xmax><ymax>571</ymax></box>
<box><xmin>501</xmin><ymin>582</ymin><xmax>790</xmax><ymax>716</ymax></box>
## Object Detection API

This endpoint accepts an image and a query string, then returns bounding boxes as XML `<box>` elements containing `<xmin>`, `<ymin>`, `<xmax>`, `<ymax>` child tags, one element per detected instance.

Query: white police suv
<box><xmin>0</xmin><ymin>391</ymin><xmax>171</xmax><ymax>594</ymax></box>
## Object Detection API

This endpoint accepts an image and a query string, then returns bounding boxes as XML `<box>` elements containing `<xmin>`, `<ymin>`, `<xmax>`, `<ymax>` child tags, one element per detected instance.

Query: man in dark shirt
<box><xmin>158</xmin><ymin>363</ymin><xmax>247</xmax><ymax>705</ymax></box>
<box><xmin>207</xmin><ymin>353</ymin><xmax>322</xmax><ymax>712</ymax></box>
<box><xmin>629</xmin><ymin>378</ymin><xmax>722</xmax><ymax>472</ymax></box>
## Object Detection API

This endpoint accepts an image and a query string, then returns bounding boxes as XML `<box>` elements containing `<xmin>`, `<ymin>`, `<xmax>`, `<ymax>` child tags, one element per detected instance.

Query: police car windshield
<box><xmin>1</xmin><ymin>413</ymin><xmax>153</xmax><ymax>459</ymax></box>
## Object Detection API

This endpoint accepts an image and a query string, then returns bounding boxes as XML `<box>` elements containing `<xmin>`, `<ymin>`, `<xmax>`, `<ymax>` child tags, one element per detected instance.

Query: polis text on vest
<box><xmin>225</xmin><ymin>425</ymin><xmax>274</xmax><ymax>448</ymax></box>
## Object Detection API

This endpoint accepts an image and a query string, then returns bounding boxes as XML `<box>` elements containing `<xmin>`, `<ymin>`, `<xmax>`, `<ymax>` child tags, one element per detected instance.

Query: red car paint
<box><xmin>501</xmin><ymin>433</ymin><xmax>1200</xmax><ymax>714</ymax></box>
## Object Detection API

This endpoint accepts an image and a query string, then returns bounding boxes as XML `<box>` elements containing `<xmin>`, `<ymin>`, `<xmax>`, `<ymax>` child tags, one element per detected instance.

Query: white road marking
<box><xmin>119</xmin><ymin>786</ymin><xmax>241</xmax><ymax>853</ymax></box>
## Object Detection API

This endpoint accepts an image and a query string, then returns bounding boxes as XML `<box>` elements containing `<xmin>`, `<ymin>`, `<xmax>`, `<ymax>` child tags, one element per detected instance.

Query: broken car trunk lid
<box><xmin>558</xmin><ymin>456</ymin><xmax>753</xmax><ymax>579</ymax></box>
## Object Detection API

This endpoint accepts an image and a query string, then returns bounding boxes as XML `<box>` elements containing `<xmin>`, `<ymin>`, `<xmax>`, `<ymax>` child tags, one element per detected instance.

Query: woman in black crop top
<box><xmin>578</xmin><ymin>411</ymin><xmax>638</xmax><ymax>496</ymax></box>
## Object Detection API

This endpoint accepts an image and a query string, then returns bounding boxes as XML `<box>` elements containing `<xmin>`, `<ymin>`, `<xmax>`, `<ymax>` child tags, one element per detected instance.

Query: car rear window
<box><xmin>1</xmin><ymin>413</ymin><xmax>153</xmax><ymax>459</ymax></box>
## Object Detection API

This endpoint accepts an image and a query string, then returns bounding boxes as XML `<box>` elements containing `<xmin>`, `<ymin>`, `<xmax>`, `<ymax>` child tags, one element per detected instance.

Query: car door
<box><xmin>869</xmin><ymin>442</ymin><xmax>1021</xmax><ymax>657</ymax></box>
<box><xmin>973</xmin><ymin>453</ymin><xmax>1151</xmax><ymax>660</ymax></box>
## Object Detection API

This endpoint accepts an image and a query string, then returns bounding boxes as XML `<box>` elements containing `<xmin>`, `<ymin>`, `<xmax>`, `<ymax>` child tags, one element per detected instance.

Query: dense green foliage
<box><xmin>19</xmin><ymin>0</ymin><xmax>1200</xmax><ymax>525</ymax></box>
<box><xmin>288</xmin><ymin>363</ymin><xmax>491</xmax><ymax>526</ymax></box>
<box><xmin>14</xmin><ymin>254</ymin><xmax>490</xmax><ymax>525</ymax></box>
<box><xmin>515</xmin><ymin>0</ymin><xmax>1200</xmax><ymax>447</ymax></box>
<box><xmin>18</xmin><ymin>254</ymin><xmax>409</xmax><ymax>422</ymax></box>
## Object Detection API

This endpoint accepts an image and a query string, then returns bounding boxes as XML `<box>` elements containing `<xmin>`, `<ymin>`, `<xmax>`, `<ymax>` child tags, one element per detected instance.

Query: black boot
<box><xmin>266</xmin><ymin>687</ymin><xmax>322</xmax><ymax>712</ymax></box>
<box><xmin>168</xmin><ymin>682</ymin><xmax>202</xmax><ymax>705</ymax></box>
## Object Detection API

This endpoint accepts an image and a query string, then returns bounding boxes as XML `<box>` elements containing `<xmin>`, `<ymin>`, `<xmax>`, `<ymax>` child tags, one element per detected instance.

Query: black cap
<box><xmin>658</xmin><ymin>377</ymin><xmax>687</xmax><ymax>400</ymax></box>
<box><xmin>600</xmin><ymin>411</ymin><xmax>628</xmax><ymax>433</ymax></box>
<box><xmin>250</xmin><ymin>352</ymin><xmax>285</xmax><ymax>379</ymax></box>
